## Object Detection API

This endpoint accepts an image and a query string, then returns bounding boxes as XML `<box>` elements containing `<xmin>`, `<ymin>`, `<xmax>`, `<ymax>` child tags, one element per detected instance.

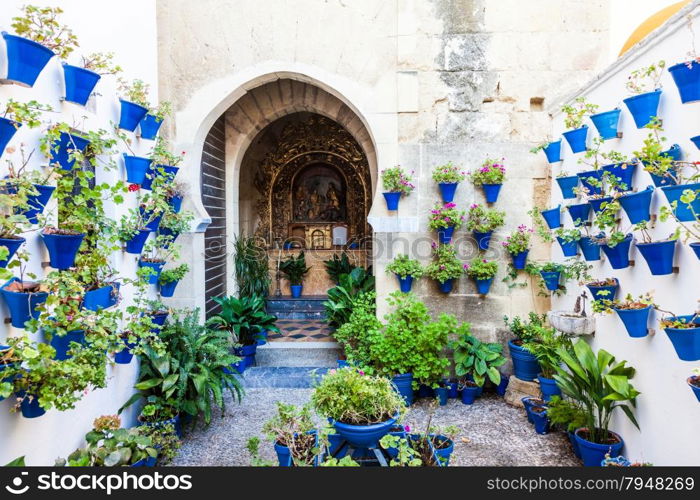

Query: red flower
<box><xmin>128</xmin><ymin>184</ymin><xmax>140</xmax><ymax>192</ymax></box>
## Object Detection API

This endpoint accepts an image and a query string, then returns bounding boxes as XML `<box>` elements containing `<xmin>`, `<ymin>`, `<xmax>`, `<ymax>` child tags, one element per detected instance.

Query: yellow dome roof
<box><xmin>619</xmin><ymin>1</ymin><xmax>691</xmax><ymax>56</ymax></box>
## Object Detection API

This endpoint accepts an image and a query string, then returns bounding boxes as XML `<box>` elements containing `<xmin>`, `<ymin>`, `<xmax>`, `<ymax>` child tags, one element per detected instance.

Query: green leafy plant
<box><xmin>546</xmin><ymin>395</ymin><xmax>587</xmax><ymax>433</ymax></box>
<box><xmin>464</xmin><ymin>203</ymin><xmax>505</xmax><ymax>232</ymax></box>
<box><xmin>469</xmin><ymin>157</ymin><xmax>506</xmax><ymax>186</ymax></box>
<box><xmin>140</xmin><ymin>423</ymin><xmax>181</xmax><ymax>465</ymax></box>
<box><xmin>593</xmin><ymin>292</ymin><xmax>656</xmax><ymax>314</ymax></box>
<box><xmin>386</xmin><ymin>254</ymin><xmax>423</xmax><ymax>279</ymax></box>
<box><xmin>503</xmin><ymin>312</ymin><xmax>550</xmax><ymax>345</ymax></box>
<box><xmin>11</xmin><ymin>5</ymin><xmax>78</xmax><ymax>59</ymax></box>
<box><xmin>561</xmin><ymin>97</ymin><xmax>598</xmax><ymax>130</ymax></box>
<box><xmin>208</xmin><ymin>295</ymin><xmax>280</xmax><ymax>346</ymax></box>
<box><xmin>149</xmin><ymin>137</ymin><xmax>184</xmax><ymax>167</ymax></box>
<box><xmin>279</xmin><ymin>252</ymin><xmax>311</xmax><ymax>285</ymax></box>
<box><xmin>554</xmin><ymin>227</ymin><xmax>581</xmax><ymax>244</ymax></box>
<box><xmin>432</xmin><ymin>162</ymin><xmax>466</xmax><ymax>184</ymax></box>
<box><xmin>502</xmin><ymin>224</ymin><xmax>533</xmax><ymax>255</ymax></box>
<box><xmin>80</xmin><ymin>52</ymin><xmax>122</xmax><ymax>74</ymax></box>
<box><xmin>379</xmin><ymin>434</ymin><xmax>422</xmax><ymax>467</ymax></box>
<box><xmin>659</xmin><ymin>188</ymin><xmax>699</xmax><ymax>243</ymax></box>
<box><xmin>2</xmin><ymin>99</ymin><xmax>51</xmax><ymax>128</ymax></box>
<box><xmin>324</xmin><ymin>252</ymin><xmax>357</xmax><ymax>282</ymax></box>
<box><xmin>158</xmin><ymin>263</ymin><xmax>189</xmax><ymax>285</ymax></box>
<box><xmin>428</xmin><ymin>202</ymin><xmax>465</xmax><ymax>230</ymax></box>
<box><xmin>233</xmin><ymin>236</ymin><xmax>271</xmax><ymax>298</ymax></box>
<box><xmin>381</xmin><ymin>165</ymin><xmax>415</xmax><ymax>195</ymax></box>
<box><xmin>450</xmin><ymin>327</ymin><xmax>506</xmax><ymax>387</ymax></box>
<box><xmin>524</xmin><ymin>259</ymin><xmax>592</xmax><ymax>296</ymax></box>
<box><xmin>424</xmin><ymin>243</ymin><xmax>463</xmax><ymax>283</ymax></box>
<box><xmin>626</xmin><ymin>60</ymin><xmax>666</xmax><ymax>94</ymax></box>
<box><xmin>149</xmin><ymin>101</ymin><xmax>173</xmax><ymax>121</ymax></box>
<box><xmin>521</xmin><ymin>326</ymin><xmax>571</xmax><ymax>378</ymax></box>
<box><xmin>331</xmin><ymin>292</ymin><xmax>379</xmax><ymax>366</ymax></box>
<box><xmin>261</xmin><ymin>402</ymin><xmax>316</xmax><ymax>466</ymax></box>
<box><xmin>320</xmin><ymin>456</ymin><xmax>361</xmax><ymax>467</ymax></box>
<box><xmin>118</xmin><ymin>78</ymin><xmax>150</xmax><ymax>107</ymax></box>
<box><xmin>324</xmin><ymin>268</ymin><xmax>375</xmax><ymax>328</ymax></box>
<box><xmin>463</xmin><ymin>257</ymin><xmax>498</xmax><ymax>280</ymax></box>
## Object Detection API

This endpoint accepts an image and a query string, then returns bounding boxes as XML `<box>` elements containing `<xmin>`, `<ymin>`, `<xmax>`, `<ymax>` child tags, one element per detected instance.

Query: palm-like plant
<box><xmin>450</xmin><ymin>331</ymin><xmax>506</xmax><ymax>387</ymax></box>
<box><xmin>522</xmin><ymin>325</ymin><xmax>571</xmax><ymax>378</ymax></box>
<box><xmin>324</xmin><ymin>252</ymin><xmax>357</xmax><ymax>282</ymax></box>
<box><xmin>207</xmin><ymin>295</ymin><xmax>280</xmax><ymax>346</ymax></box>
<box><xmin>553</xmin><ymin>339</ymin><xmax>640</xmax><ymax>445</ymax></box>
<box><xmin>233</xmin><ymin>236</ymin><xmax>271</xmax><ymax>298</ymax></box>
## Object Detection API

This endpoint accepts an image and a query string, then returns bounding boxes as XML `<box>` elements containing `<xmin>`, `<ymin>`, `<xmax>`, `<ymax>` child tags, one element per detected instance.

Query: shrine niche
<box><xmin>292</xmin><ymin>164</ymin><xmax>347</xmax><ymax>222</ymax></box>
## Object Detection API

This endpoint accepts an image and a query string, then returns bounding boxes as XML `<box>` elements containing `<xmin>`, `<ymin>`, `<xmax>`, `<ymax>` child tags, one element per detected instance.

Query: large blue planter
<box><xmin>538</xmin><ymin>376</ymin><xmax>561</xmax><ymax>402</ymax></box>
<box><xmin>332</xmin><ymin>415</ymin><xmax>397</xmax><ymax>449</ymax></box>
<box><xmin>139</xmin><ymin>259</ymin><xmax>165</xmax><ymax>284</ymax></box>
<box><xmin>482</xmin><ymin>183</ymin><xmax>502</xmax><ymax>203</ymax></box>
<box><xmin>687</xmin><ymin>376</ymin><xmax>700</xmax><ymax>403</ymax></box>
<box><xmin>438</xmin><ymin>225</ymin><xmax>455</xmax><ymax>244</ymax></box>
<box><xmin>51</xmin><ymin>132</ymin><xmax>91</xmax><ymax>171</ymax></box>
<box><xmin>618</xmin><ymin>186</ymin><xmax>654</xmax><ymax>224</ymax></box>
<box><xmin>123</xmin><ymin>154</ymin><xmax>153</xmax><ymax>185</ymax></box>
<box><xmin>540</xmin><ymin>271</ymin><xmax>561</xmax><ymax>291</ymax></box>
<box><xmin>41</xmin><ymin>232</ymin><xmax>85</xmax><ymax>269</ymax></box>
<box><xmin>83</xmin><ymin>283</ymin><xmax>119</xmax><ymax>311</ymax></box>
<box><xmin>511</xmin><ymin>250</ymin><xmax>529</xmax><ymax>270</ymax></box>
<box><xmin>21</xmin><ymin>184</ymin><xmax>55</xmax><ymax>224</ymax></box>
<box><xmin>2</xmin><ymin>32</ymin><xmax>54</xmax><ymax>87</ymax></box>
<box><xmin>396</xmin><ymin>274</ymin><xmax>414</xmax><ymax>293</ymax></box>
<box><xmin>17</xmin><ymin>391</ymin><xmax>46</xmax><ymax>419</ymax></box>
<box><xmin>159</xmin><ymin>280</ymin><xmax>179</xmax><ymax>297</ymax></box>
<box><xmin>590</xmin><ymin>108</ymin><xmax>621</xmax><ymax>140</ymax></box>
<box><xmin>541</xmin><ymin>206</ymin><xmax>561</xmax><ymax>229</ymax></box>
<box><xmin>660</xmin><ymin>183</ymin><xmax>700</xmax><ymax>222</ymax></box>
<box><xmin>615</xmin><ymin>305</ymin><xmax>651</xmax><ymax>338</ymax></box>
<box><xmin>1</xmin><ymin>278</ymin><xmax>48</xmax><ymax>328</ymax></box>
<box><xmin>0</xmin><ymin>117</ymin><xmax>21</xmax><ymax>157</ymax></box>
<box><xmin>124</xmin><ymin>229</ymin><xmax>150</xmax><ymax>254</ymax></box>
<box><xmin>62</xmin><ymin>64</ymin><xmax>101</xmax><ymax>106</ymax></box>
<box><xmin>588</xmin><ymin>196</ymin><xmax>614</xmax><ymax>215</ymax></box>
<box><xmin>575</xmin><ymin>429</ymin><xmax>624</xmax><ymax>467</ymax></box>
<box><xmin>238</xmin><ymin>344</ymin><xmax>257</xmax><ymax>367</ymax></box>
<box><xmin>601</xmin><ymin>234</ymin><xmax>632</xmax><ymax>270</ymax></box>
<box><xmin>531</xmin><ymin>407</ymin><xmax>550</xmax><ymax>435</ymax></box>
<box><xmin>509</xmin><ymin>340</ymin><xmax>541</xmax><ymax>381</ymax></box>
<box><xmin>668</xmin><ymin>61</ymin><xmax>700</xmax><ymax>103</ymax></box>
<box><xmin>139</xmin><ymin>114</ymin><xmax>163</xmax><ymax>140</ymax></box>
<box><xmin>438</xmin><ymin>182</ymin><xmax>458</xmax><ymax>203</ymax></box>
<box><xmin>562</xmin><ymin>126</ymin><xmax>588</xmax><ymax>153</ymax></box>
<box><xmin>392</xmin><ymin>373</ymin><xmax>414</xmax><ymax>406</ymax></box>
<box><xmin>0</xmin><ymin>237</ymin><xmax>25</xmax><ymax>268</ymax></box>
<box><xmin>543</xmin><ymin>139</ymin><xmax>562</xmax><ymax>163</ymax></box>
<box><xmin>437</xmin><ymin>279</ymin><xmax>453</xmax><ymax>293</ymax></box>
<box><xmin>290</xmin><ymin>284</ymin><xmax>303</xmax><ymax>298</ymax></box>
<box><xmin>556</xmin><ymin>175</ymin><xmax>579</xmax><ymax>199</ymax></box>
<box><xmin>119</xmin><ymin>99</ymin><xmax>149</xmax><ymax>132</ymax></box>
<box><xmin>474</xmin><ymin>277</ymin><xmax>493</xmax><ymax>295</ymax></box>
<box><xmin>691</xmin><ymin>242</ymin><xmax>700</xmax><ymax>260</ymax></box>
<box><xmin>168</xmin><ymin>195</ymin><xmax>183</xmax><ymax>214</ymax></box>
<box><xmin>557</xmin><ymin>237</ymin><xmax>579</xmax><ymax>257</ymax></box>
<box><xmin>567</xmin><ymin>202</ymin><xmax>591</xmax><ymax>226</ymax></box>
<box><xmin>473</xmin><ymin>230</ymin><xmax>492</xmax><ymax>250</ymax></box>
<box><xmin>577</xmin><ymin>170</ymin><xmax>603</xmax><ymax>196</ymax></box>
<box><xmin>587</xmin><ymin>278</ymin><xmax>618</xmax><ymax>302</ymax></box>
<box><xmin>635</xmin><ymin>239</ymin><xmax>676</xmax><ymax>275</ymax></box>
<box><xmin>383</xmin><ymin>192</ymin><xmax>401</xmax><ymax>210</ymax></box>
<box><xmin>603</xmin><ymin>162</ymin><xmax>636</xmax><ymax>192</ymax></box>
<box><xmin>578</xmin><ymin>236</ymin><xmax>601</xmax><ymax>261</ymax></box>
<box><xmin>624</xmin><ymin>90</ymin><xmax>662</xmax><ymax>128</ymax></box>
<box><xmin>663</xmin><ymin>315</ymin><xmax>700</xmax><ymax>361</ymax></box>
<box><xmin>49</xmin><ymin>329</ymin><xmax>85</xmax><ymax>360</ymax></box>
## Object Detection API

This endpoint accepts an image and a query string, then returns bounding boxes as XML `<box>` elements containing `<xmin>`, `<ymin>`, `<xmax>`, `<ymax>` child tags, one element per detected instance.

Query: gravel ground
<box><xmin>170</xmin><ymin>389</ymin><xmax>580</xmax><ymax>466</ymax></box>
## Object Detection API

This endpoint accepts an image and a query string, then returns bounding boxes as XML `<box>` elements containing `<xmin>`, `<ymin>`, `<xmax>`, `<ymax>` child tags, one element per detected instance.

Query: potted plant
<box><xmin>42</xmin><ymin>124</ymin><xmax>91</xmax><ymax>171</ymax></box>
<box><xmin>554</xmin><ymin>340</ymin><xmax>640</xmax><ymax>466</ymax></box>
<box><xmin>118</xmin><ymin>78</ymin><xmax>151</xmax><ymax>132</ymax></box>
<box><xmin>593</xmin><ymin>292</ymin><xmax>656</xmax><ymax>338</ymax></box>
<box><xmin>554</xmin><ymin>228</ymin><xmax>581</xmax><ymax>257</ymax></box>
<box><xmin>261</xmin><ymin>402</ymin><xmax>316</xmax><ymax>466</ymax></box>
<box><xmin>157</xmin><ymin>209</ymin><xmax>193</xmax><ymax>249</ymax></box>
<box><xmin>561</xmin><ymin>97</ymin><xmax>598</xmax><ymax>153</ymax></box>
<box><xmin>633</xmin><ymin>222</ymin><xmax>678</xmax><ymax>276</ymax></box>
<box><xmin>623</xmin><ymin>60</ymin><xmax>665</xmax><ymax>128</ymax></box>
<box><xmin>140</xmin><ymin>101</ymin><xmax>172</xmax><ymax>141</ymax></box>
<box><xmin>63</xmin><ymin>52</ymin><xmax>122</xmax><ymax>106</ymax></box>
<box><xmin>659</xmin><ymin>313</ymin><xmax>700</xmax><ymax>362</ymax></box>
<box><xmin>524</xmin><ymin>260</ymin><xmax>591</xmax><ymax>296</ymax></box>
<box><xmin>577</xmin><ymin>230</ymin><xmax>602</xmax><ymax>261</ymax></box>
<box><xmin>119</xmin><ymin>205</ymin><xmax>160</xmax><ymax>255</ymax></box>
<box><xmin>464</xmin><ymin>203</ymin><xmax>505</xmax><ymax>250</ymax></box>
<box><xmin>555</xmin><ymin>171</ymin><xmax>579</xmax><ymax>199</ymax></box>
<box><xmin>688</xmin><ymin>368</ymin><xmax>700</xmax><ymax>402</ymax></box>
<box><xmin>450</xmin><ymin>328</ymin><xmax>506</xmax><ymax>405</ymax></box>
<box><xmin>659</xmin><ymin>189</ymin><xmax>700</xmax><ymax>260</ymax></box>
<box><xmin>424</xmin><ymin>242</ymin><xmax>463</xmax><ymax>293</ymax></box>
<box><xmin>463</xmin><ymin>257</ymin><xmax>498</xmax><ymax>295</ymax></box>
<box><xmin>633</xmin><ymin>119</ymin><xmax>682</xmax><ymax>187</ymax></box>
<box><xmin>668</xmin><ymin>21</ymin><xmax>700</xmax><ymax>103</ymax></box>
<box><xmin>381</xmin><ymin>165</ymin><xmax>414</xmax><ymax>210</ymax></box>
<box><xmin>428</xmin><ymin>202</ymin><xmax>465</xmax><ymax>244</ymax></box>
<box><xmin>1</xmin><ymin>99</ymin><xmax>51</xmax><ymax>156</ymax></box>
<box><xmin>540</xmin><ymin>205</ymin><xmax>561</xmax><ymax>229</ymax></box>
<box><xmin>502</xmin><ymin>225</ymin><xmax>533</xmax><ymax>270</ymax></box>
<box><xmin>566</xmin><ymin>201</ymin><xmax>591</xmax><ymax>227</ymax></box>
<box><xmin>469</xmin><ymin>157</ymin><xmax>506</xmax><ymax>203</ymax></box>
<box><xmin>593</xmin><ymin>203</ymin><xmax>633</xmax><ymax>269</ymax></box>
<box><xmin>1</xmin><ymin>148</ymin><xmax>56</xmax><ymax>225</ymax></box>
<box><xmin>432</xmin><ymin>162</ymin><xmax>465</xmax><ymax>203</ymax></box>
<box><xmin>522</xmin><ymin>327</ymin><xmax>570</xmax><ymax>402</ymax></box>
<box><xmin>0</xmin><ymin>251</ymin><xmax>48</xmax><ymax>328</ymax></box>
<box><xmin>503</xmin><ymin>314</ymin><xmax>546</xmax><ymax>382</ymax></box>
<box><xmin>585</xmin><ymin>277</ymin><xmax>619</xmax><ymax>302</ymax></box>
<box><xmin>546</xmin><ymin>396</ymin><xmax>587</xmax><ymax>458</ymax></box>
<box><xmin>143</xmin><ymin>138</ymin><xmax>184</xmax><ymax>190</ymax></box>
<box><xmin>279</xmin><ymin>252</ymin><xmax>311</xmax><ymax>298</ymax></box>
<box><xmin>165</xmin><ymin>181</ymin><xmax>187</xmax><ymax>213</ymax></box>
<box><xmin>531</xmin><ymin>139</ymin><xmax>562</xmax><ymax>164</ymax></box>
<box><xmin>158</xmin><ymin>264</ymin><xmax>189</xmax><ymax>297</ymax></box>
<box><xmin>386</xmin><ymin>254</ymin><xmax>423</xmax><ymax>293</ymax></box>
<box><xmin>3</xmin><ymin>5</ymin><xmax>78</xmax><ymax>87</ymax></box>
<box><xmin>589</xmin><ymin>107</ymin><xmax>621</xmax><ymax>141</ymax></box>
<box><xmin>138</xmin><ymin>235</ymin><xmax>178</xmax><ymax>285</ymax></box>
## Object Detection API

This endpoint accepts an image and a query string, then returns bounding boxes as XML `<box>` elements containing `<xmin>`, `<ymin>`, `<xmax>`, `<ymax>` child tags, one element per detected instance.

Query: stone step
<box><xmin>242</xmin><ymin>366</ymin><xmax>330</xmax><ymax>388</ymax></box>
<box><xmin>266</xmin><ymin>295</ymin><xmax>328</xmax><ymax>320</ymax></box>
<box><xmin>503</xmin><ymin>376</ymin><xmax>542</xmax><ymax>407</ymax></box>
<box><xmin>255</xmin><ymin>341</ymin><xmax>341</xmax><ymax>367</ymax></box>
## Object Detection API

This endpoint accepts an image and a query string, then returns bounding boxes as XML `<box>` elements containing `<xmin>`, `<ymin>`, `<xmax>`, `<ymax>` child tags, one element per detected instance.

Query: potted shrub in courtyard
<box><xmin>633</xmin><ymin>119</ymin><xmax>682</xmax><ymax>188</ymax></box>
<box><xmin>593</xmin><ymin>292</ymin><xmax>656</xmax><ymax>339</ymax></box>
<box><xmin>464</xmin><ymin>203</ymin><xmax>505</xmax><ymax>251</ymax></box>
<box><xmin>449</xmin><ymin>327</ymin><xmax>506</xmax><ymax>405</ymax></box>
<box><xmin>561</xmin><ymin>97</ymin><xmax>598</xmax><ymax>153</ymax></box>
<box><xmin>554</xmin><ymin>228</ymin><xmax>581</xmax><ymax>258</ymax></box>
<box><xmin>524</xmin><ymin>260</ymin><xmax>591</xmax><ymax>296</ymax></box>
<box><xmin>381</xmin><ymin>165</ymin><xmax>414</xmax><ymax>210</ymax></box>
<box><xmin>659</xmin><ymin>313</ymin><xmax>700</xmax><ymax>362</ymax></box>
<box><xmin>585</xmin><ymin>277</ymin><xmax>619</xmax><ymax>302</ymax></box>
<box><xmin>386</xmin><ymin>254</ymin><xmax>423</xmax><ymax>293</ymax></box>
<box><xmin>425</xmin><ymin>243</ymin><xmax>463</xmax><ymax>293</ymax></box>
<box><xmin>262</xmin><ymin>402</ymin><xmax>316</xmax><ymax>466</ymax></box>
<box><xmin>469</xmin><ymin>157</ymin><xmax>506</xmax><ymax>203</ymax></box>
<box><xmin>502</xmin><ymin>225</ymin><xmax>533</xmax><ymax>270</ymax></box>
<box><xmin>546</xmin><ymin>396</ymin><xmax>587</xmax><ymax>458</ymax></box>
<box><xmin>158</xmin><ymin>264</ymin><xmax>189</xmax><ymax>297</ymax></box>
<box><xmin>463</xmin><ymin>257</ymin><xmax>498</xmax><ymax>295</ymax></box>
<box><xmin>503</xmin><ymin>313</ymin><xmax>545</xmax><ymax>382</ymax></box>
<box><xmin>432</xmin><ymin>162</ymin><xmax>465</xmax><ymax>203</ymax></box>
<box><xmin>428</xmin><ymin>202</ymin><xmax>465</xmax><ymax>244</ymax></box>
<box><xmin>0</xmin><ymin>251</ymin><xmax>48</xmax><ymax>328</ymax></box>
<box><xmin>279</xmin><ymin>252</ymin><xmax>311</xmax><ymax>298</ymax></box>
<box><xmin>522</xmin><ymin>327</ymin><xmax>571</xmax><ymax>402</ymax></box>
<box><xmin>623</xmin><ymin>60</ymin><xmax>665</xmax><ymax>128</ymax></box>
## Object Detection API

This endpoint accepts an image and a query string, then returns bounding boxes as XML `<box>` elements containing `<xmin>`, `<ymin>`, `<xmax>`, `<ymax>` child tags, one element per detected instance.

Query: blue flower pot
<box><xmin>148</xmin><ymin>312</ymin><xmax>169</xmax><ymax>335</ymax></box>
<box><xmin>392</xmin><ymin>373</ymin><xmax>414</xmax><ymax>405</ymax></box>
<box><xmin>447</xmin><ymin>381</ymin><xmax>459</xmax><ymax>398</ymax></box>
<box><xmin>578</xmin><ymin>236</ymin><xmax>602</xmax><ymax>261</ymax></box>
<box><xmin>239</xmin><ymin>344</ymin><xmax>257</xmax><ymax>367</ymax></box>
<box><xmin>51</xmin><ymin>132</ymin><xmax>91</xmax><ymax>171</ymax></box>
<box><xmin>49</xmin><ymin>329</ymin><xmax>85</xmax><ymax>361</ymax></box>
<box><xmin>668</xmin><ymin>61</ymin><xmax>700</xmax><ymax>103</ymax></box>
<box><xmin>83</xmin><ymin>283</ymin><xmax>119</xmax><ymax>311</ymax></box>
<box><xmin>575</xmin><ymin>429</ymin><xmax>624</xmax><ymax>467</ymax></box>
<box><xmin>274</xmin><ymin>442</ymin><xmax>292</xmax><ymax>467</ymax></box>
<box><xmin>568</xmin><ymin>431</ymin><xmax>582</xmax><ymax>458</ymax></box>
<box><xmin>1</xmin><ymin>32</ymin><xmax>54</xmax><ymax>87</ymax></box>
<box><xmin>615</xmin><ymin>305</ymin><xmax>651</xmax><ymax>338</ymax></box>
<box><xmin>647</xmin><ymin>144</ymin><xmax>681</xmax><ymax>187</ymax></box>
<box><xmin>338</xmin><ymin>359</ymin><xmax>349</xmax><ymax>369</ymax></box>
<box><xmin>624</xmin><ymin>90</ymin><xmax>662</xmax><ymax>128</ymax></box>
<box><xmin>687</xmin><ymin>376</ymin><xmax>700</xmax><ymax>402</ymax></box>
<box><xmin>460</xmin><ymin>385</ymin><xmax>479</xmax><ymax>405</ymax></box>
<box><xmin>21</xmin><ymin>184</ymin><xmax>55</xmax><ymax>224</ymax></box>
<box><xmin>557</xmin><ymin>237</ymin><xmax>579</xmax><ymax>257</ymax></box>
<box><xmin>141</xmin><ymin>164</ymin><xmax>179</xmax><ymax>190</ymax></box>
<box><xmin>531</xmin><ymin>406</ymin><xmax>550</xmax><ymax>435</ymax></box>
<box><xmin>590</xmin><ymin>108</ymin><xmax>621</xmax><ymax>140</ymax></box>
<box><xmin>438</xmin><ymin>279</ymin><xmax>453</xmax><ymax>293</ymax></box>
<box><xmin>114</xmin><ymin>341</ymin><xmax>136</xmax><ymax>365</ymax></box>
<box><xmin>663</xmin><ymin>315</ymin><xmax>700</xmax><ymax>361</ymax></box>
<box><xmin>62</xmin><ymin>64</ymin><xmax>101</xmax><ymax>106</ymax></box>
<box><xmin>691</xmin><ymin>135</ymin><xmax>700</xmax><ymax>150</ymax></box>
<box><xmin>157</xmin><ymin>226</ymin><xmax>179</xmax><ymax>248</ymax></box>
<box><xmin>496</xmin><ymin>376</ymin><xmax>509</xmax><ymax>396</ymax></box>
<box><xmin>119</xmin><ymin>99</ymin><xmax>150</xmax><ymax>132</ymax></box>
<box><xmin>562</xmin><ymin>126</ymin><xmax>588</xmax><ymax>153</ymax></box>
<box><xmin>540</xmin><ymin>271</ymin><xmax>561</xmax><ymax>291</ymax></box>
<box><xmin>383</xmin><ymin>192</ymin><xmax>401</xmax><ymax>210</ymax></box>
<box><xmin>482</xmin><ymin>183</ymin><xmax>502</xmax><ymax>203</ymax></box>
<box><xmin>124</xmin><ymin>154</ymin><xmax>153</xmax><ymax>185</ymax></box>
<box><xmin>522</xmin><ymin>397</ymin><xmax>540</xmax><ymax>424</ymax></box>
<box><xmin>473</xmin><ymin>230</ymin><xmax>492</xmax><ymax>250</ymax></box>
<box><xmin>17</xmin><ymin>391</ymin><xmax>46</xmax><ymax>418</ymax></box>
<box><xmin>541</xmin><ymin>206</ymin><xmax>561</xmax><ymax>229</ymax></box>
<box><xmin>418</xmin><ymin>384</ymin><xmax>434</xmax><ymax>398</ymax></box>
<box><xmin>587</xmin><ymin>278</ymin><xmax>618</xmax><ymax>302</ymax></box>
<box><xmin>567</xmin><ymin>202</ymin><xmax>591</xmax><ymax>226</ymax></box>
<box><xmin>290</xmin><ymin>284</ymin><xmax>303</xmax><ymax>298</ymax></box>
<box><xmin>509</xmin><ymin>340</ymin><xmax>541</xmax><ymax>381</ymax></box>
<box><xmin>41</xmin><ymin>232</ymin><xmax>85</xmax><ymax>269</ymax></box>
<box><xmin>139</xmin><ymin>114</ymin><xmax>163</xmax><ymax>140</ymax></box>
<box><xmin>1</xmin><ymin>278</ymin><xmax>48</xmax><ymax>328</ymax></box>
<box><xmin>435</xmin><ymin>387</ymin><xmax>448</xmax><ymax>406</ymax></box>
<box><xmin>603</xmin><ymin>162</ymin><xmax>636</xmax><ymax>192</ymax></box>
<box><xmin>139</xmin><ymin>259</ymin><xmax>165</xmax><ymax>284</ymax></box>
<box><xmin>168</xmin><ymin>195</ymin><xmax>183</xmax><ymax>213</ymax></box>
<box><xmin>556</xmin><ymin>175</ymin><xmax>579</xmax><ymax>199</ymax></box>
<box><xmin>690</xmin><ymin>242</ymin><xmax>700</xmax><ymax>260</ymax></box>
<box><xmin>601</xmin><ymin>234</ymin><xmax>632</xmax><ymax>269</ymax></box>
<box><xmin>538</xmin><ymin>376</ymin><xmax>561</xmax><ymax>402</ymax></box>
<box><xmin>511</xmin><ymin>250</ymin><xmax>529</xmax><ymax>270</ymax></box>
<box><xmin>159</xmin><ymin>280</ymin><xmax>179</xmax><ymax>297</ymax></box>
<box><xmin>438</xmin><ymin>182</ymin><xmax>458</xmax><ymax>203</ymax></box>
<box><xmin>543</xmin><ymin>140</ymin><xmax>562</xmax><ymax>163</ymax></box>
<box><xmin>438</xmin><ymin>226</ymin><xmax>455</xmax><ymax>244</ymax></box>
<box><xmin>474</xmin><ymin>277</ymin><xmax>493</xmax><ymax>295</ymax></box>
<box><xmin>333</xmin><ymin>415</ymin><xmax>397</xmax><ymax>449</ymax></box>
<box><xmin>0</xmin><ymin>237</ymin><xmax>25</xmax><ymax>268</ymax></box>
<box><xmin>577</xmin><ymin>170</ymin><xmax>603</xmax><ymax>196</ymax></box>
<box><xmin>618</xmin><ymin>186</ymin><xmax>654</xmax><ymax>224</ymax></box>
<box><xmin>636</xmin><ymin>239</ymin><xmax>676</xmax><ymax>275</ymax></box>
<box><xmin>660</xmin><ymin>183</ymin><xmax>700</xmax><ymax>222</ymax></box>
<box><xmin>588</xmin><ymin>196</ymin><xmax>614</xmax><ymax>215</ymax></box>
<box><xmin>125</xmin><ymin>229</ymin><xmax>150</xmax><ymax>254</ymax></box>
<box><xmin>139</xmin><ymin>207</ymin><xmax>162</xmax><ymax>232</ymax></box>
<box><xmin>396</xmin><ymin>274</ymin><xmax>413</xmax><ymax>293</ymax></box>
<box><xmin>0</xmin><ymin>117</ymin><xmax>21</xmax><ymax>157</ymax></box>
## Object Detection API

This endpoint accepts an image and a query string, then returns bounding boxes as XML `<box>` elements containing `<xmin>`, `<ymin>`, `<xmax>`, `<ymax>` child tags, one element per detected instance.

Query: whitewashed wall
<box><xmin>550</xmin><ymin>2</ymin><xmax>700</xmax><ymax>466</ymax></box>
<box><xmin>0</xmin><ymin>0</ymin><xmax>158</xmax><ymax>465</ymax></box>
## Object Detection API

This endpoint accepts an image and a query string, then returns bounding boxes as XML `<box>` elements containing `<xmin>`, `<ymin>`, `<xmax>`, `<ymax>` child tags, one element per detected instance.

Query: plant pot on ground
<box><xmin>261</xmin><ymin>402</ymin><xmax>317</xmax><ymax>466</ymax></box>
<box><xmin>503</xmin><ymin>313</ymin><xmax>546</xmax><ymax>381</ymax></box>
<box><xmin>450</xmin><ymin>327</ymin><xmax>506</xmax><ymax>405</ymax></box>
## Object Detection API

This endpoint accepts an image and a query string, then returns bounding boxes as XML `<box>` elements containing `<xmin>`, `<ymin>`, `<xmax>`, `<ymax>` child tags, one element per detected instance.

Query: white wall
<box><xmin>0</xmin><ymin>1</ymin><xmax>158</xmax><ymax>465</ymax></box>
<box><xmin>551</xmin><ymin>2</ymin><xmax>700</xmax><ymax>466</ymax></box>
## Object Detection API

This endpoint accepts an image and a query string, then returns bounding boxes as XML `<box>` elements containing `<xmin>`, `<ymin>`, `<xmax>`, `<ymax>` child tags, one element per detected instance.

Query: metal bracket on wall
<box><xmin>3</xmin><ymin>318</ymin><xmax>11</xmax><ymax>324</ymax></box>
<box><xmin>41</xmin><ymin>261</ymin><xmax>50</xmax><ymax>268</ymax></box>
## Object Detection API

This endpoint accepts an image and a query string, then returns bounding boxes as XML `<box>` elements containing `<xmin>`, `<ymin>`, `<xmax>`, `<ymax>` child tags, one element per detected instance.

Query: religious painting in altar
<box><xmin>292</xmin><ymin>164</ymin><xmax>347</xmax><ymax>223</ymax></box>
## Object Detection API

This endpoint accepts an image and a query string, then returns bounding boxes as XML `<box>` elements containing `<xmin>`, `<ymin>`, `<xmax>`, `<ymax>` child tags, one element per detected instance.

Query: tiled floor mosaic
<box><xmin>267</xmin><ymin>319</ymin><xmax>335</xmax><ymax>342</ymax></box>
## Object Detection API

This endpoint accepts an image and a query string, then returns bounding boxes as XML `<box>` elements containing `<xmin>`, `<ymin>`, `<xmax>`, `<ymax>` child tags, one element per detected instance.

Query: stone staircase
<box><xmin>265</xmin><ymin>295</ymin><xmax>327</xmax><ymax>320</ymax></box>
